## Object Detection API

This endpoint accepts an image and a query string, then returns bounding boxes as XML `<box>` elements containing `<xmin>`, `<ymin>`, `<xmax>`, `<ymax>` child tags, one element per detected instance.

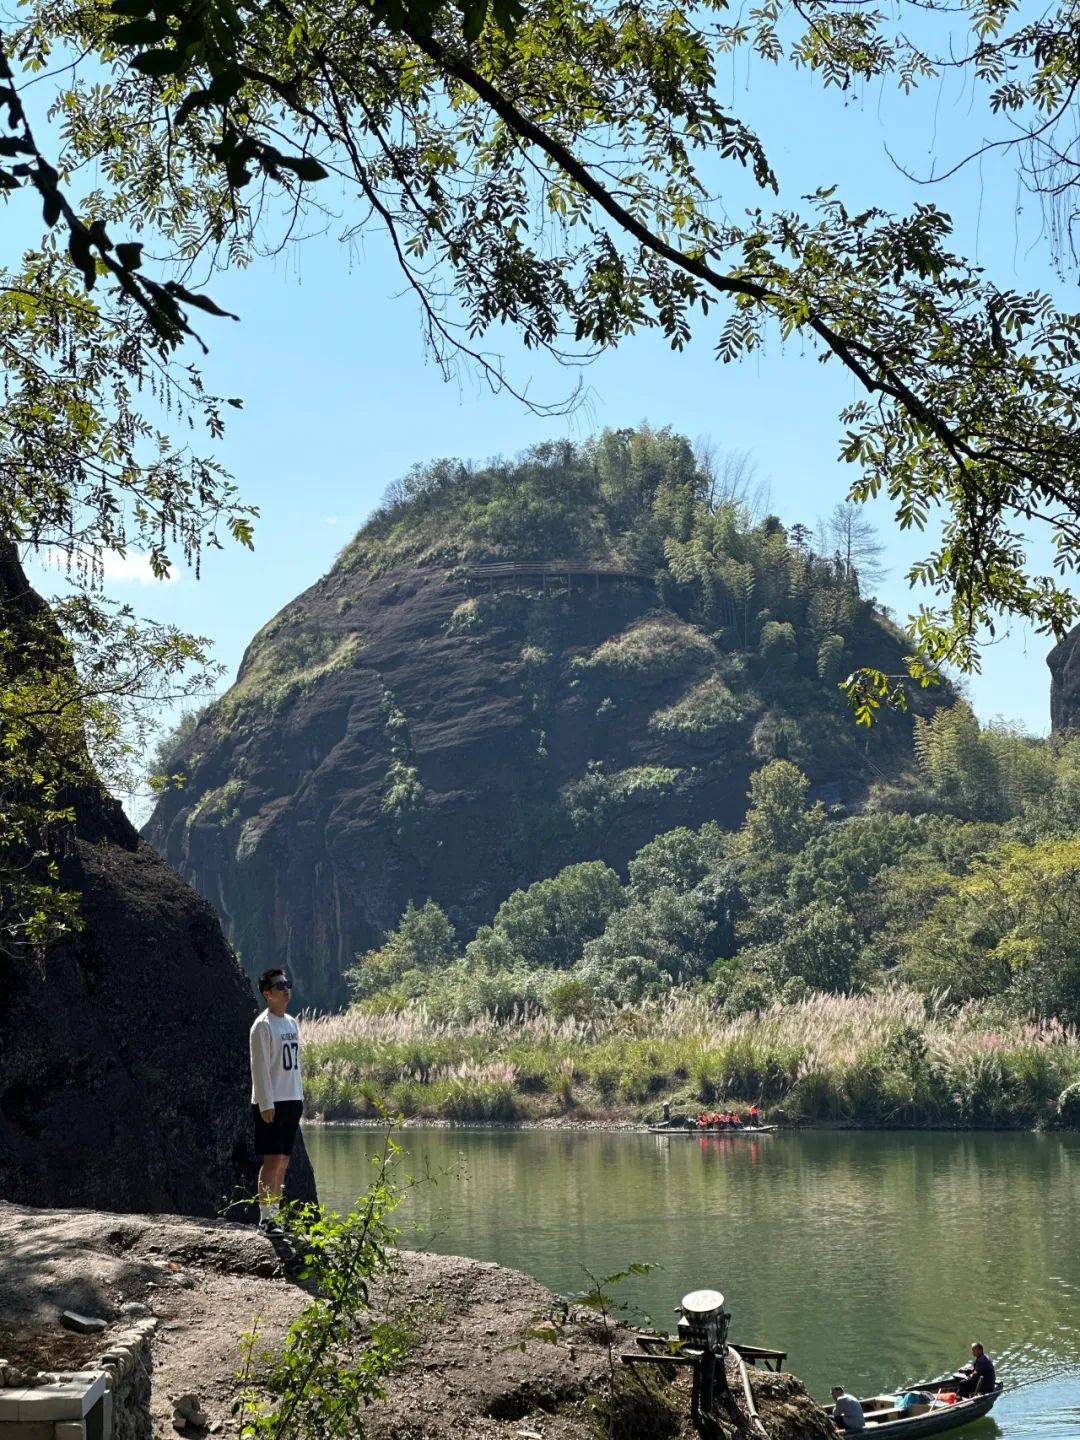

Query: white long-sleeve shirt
<box><xmin>249</xmin><ymin>1009</ymin><xmax>303</xmax><ymax>1111</ymax></box>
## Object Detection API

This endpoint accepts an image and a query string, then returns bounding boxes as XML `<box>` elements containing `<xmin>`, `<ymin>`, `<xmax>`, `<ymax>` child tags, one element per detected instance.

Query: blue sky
<box><xmin>20</xmin><ymin>20</ymin><xmax>1074</xmax><ymax>795</ymax></box>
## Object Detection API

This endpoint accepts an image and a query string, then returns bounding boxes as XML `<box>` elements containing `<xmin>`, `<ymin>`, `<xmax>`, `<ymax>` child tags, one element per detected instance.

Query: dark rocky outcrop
<box><xmin>0</xmin><ymin>546</ymin><xmax>315</xmax><ymax>1215</ymax></box>
<box><xmin>1048</xmin><ymin>624</ymin><xmax>1080</xmax><ymax>734</ymax></box>
<box><xmin>145</xmin><ymin>555</ymin><xmax>929</xmax><ymax>1011</ymax></box>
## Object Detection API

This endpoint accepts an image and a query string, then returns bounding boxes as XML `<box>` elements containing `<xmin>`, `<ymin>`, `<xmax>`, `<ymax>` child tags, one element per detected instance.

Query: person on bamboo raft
<box><xmin>956</xmin><ymin>1343</ymin><xmax>996</xmax><ymax>1396</ymax></box>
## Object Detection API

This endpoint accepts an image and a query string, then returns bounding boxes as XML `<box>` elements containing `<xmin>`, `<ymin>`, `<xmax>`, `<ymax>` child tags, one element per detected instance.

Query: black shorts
<box><xmin>252</xmin><ymin>1099</ymin><xmax>304</xmax><ymax>1156</ymax></box>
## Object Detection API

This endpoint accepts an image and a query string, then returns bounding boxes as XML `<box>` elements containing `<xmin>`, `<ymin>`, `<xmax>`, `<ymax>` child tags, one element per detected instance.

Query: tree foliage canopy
<box><xmin>3</xmin><ymin>0</ymin><xmax>1080</xmax><ymax>673</ymax></box>
<box><xmin>4</xmin><ymin>0</ymin><xmax>1080</xmax><ymax>949</ymax></box>
<box><xmin>349</xmin><ymin>727</ymin><xmax>1080</xmax><ymax>1028</ymax></box>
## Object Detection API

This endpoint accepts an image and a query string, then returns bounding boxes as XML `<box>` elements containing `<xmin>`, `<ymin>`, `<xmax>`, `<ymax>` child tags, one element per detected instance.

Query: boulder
<box><xmin>1048</xmin><ymin>624</ymin><xmax>1080</xmax><ymax>734</ymax></box>
<box><xmin>0</xmin><ymin>546</ymin><xmax>316</xmax><ymax>1216</ymax></box>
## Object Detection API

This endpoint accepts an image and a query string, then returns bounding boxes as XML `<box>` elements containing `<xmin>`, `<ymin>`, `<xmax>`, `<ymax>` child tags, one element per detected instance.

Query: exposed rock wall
<box><xmin>145</xmin><ymin>559</ymin><xmax>925</xmax><ymax>1011</ymax></box>
<box><xmin>1049</xmin><ymin>624</ymin><xmax>1080</xmax><ymax>733</ymax></box>
<box><xmin>0</xmin><ymin>547</ymin><xmax>315</xmax><ymax>1215</ymax></box>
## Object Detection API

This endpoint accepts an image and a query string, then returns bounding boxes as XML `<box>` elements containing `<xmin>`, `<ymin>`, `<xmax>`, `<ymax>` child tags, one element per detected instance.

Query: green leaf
<box><xmin>67</xmin><ymin>225</ymin><xmax>97</xmax><ymax>290</ymax></box>
<box><xmin>163</xmin><ymin>281</ymin><xmax>238</xmax><ymax>318</ymax></box>
<box><xmin>461</xmin><ymin>0</ymin><xmax>486</xmax><ymax>41</ymax></box>
<box><xmin>41</xmin><ymin>189</ymin><xmax>62</xmax><ymax>227</ymax></box>
<box><xmin>174</xmin><ymin>89</ymin><xmax>212</xmax><ymax>126</ymax></box>
<box><xmin>130</xmin><ymin>48</ymin><xmax>182</xmax><ymax>77</ymax></box>
<box><xmin>115</xmin><ymin>242</ymin><xmax>143</xmax><ymax>270</ymax></box>
<box><xmin>273</xmin><ymin>153</ymin><xmax>329</xmax><ymax>182</ymax></box>
<box><xmin>110</xmin><ymin>18</ymin><xmax>171</xmax><ymax>45</ymax></box>
<box><xmin>207</xmin><ymin>68</ymin><xmax>244</xmax><ymax>102</ymax></box>
<box><xmin>225</xmin><ymin>158</ymin><xmax>252</xmax><ymax>187</ymax></box>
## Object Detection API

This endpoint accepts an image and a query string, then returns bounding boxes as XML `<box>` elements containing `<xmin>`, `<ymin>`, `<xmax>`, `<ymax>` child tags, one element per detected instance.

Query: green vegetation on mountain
<box><xmin>341</xmin><ymin>720</ymin><xmax>1080</xmax><ymax>1025</ymax></box>
<box><xmin>301</xmin><ymin>704</ymin><xmax>1080</xmax><ymax>1127</ymax></box>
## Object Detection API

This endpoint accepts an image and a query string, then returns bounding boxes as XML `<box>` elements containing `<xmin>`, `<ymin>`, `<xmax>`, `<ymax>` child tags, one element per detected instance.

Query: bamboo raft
<box><xmin>644</xmin><ymin>1124</ymin><xmax>779</xmax><ymax>1135</ymax></box>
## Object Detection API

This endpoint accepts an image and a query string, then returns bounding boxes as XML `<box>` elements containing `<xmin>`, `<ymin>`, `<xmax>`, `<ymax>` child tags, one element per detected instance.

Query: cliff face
<box><xmin>0</xmin><ymin>547</ymin><xmax>315</xmax><ymax>1215</ymax></box>
<box><xmin>145</xmin><ymin>557</ymin><xmax>925</xmax><ymax>1011</ymax></box>
<box><xmin>1049</xmin><ymin>624</ymin><xmax>1080</xmax><ymax>733</ymax></box>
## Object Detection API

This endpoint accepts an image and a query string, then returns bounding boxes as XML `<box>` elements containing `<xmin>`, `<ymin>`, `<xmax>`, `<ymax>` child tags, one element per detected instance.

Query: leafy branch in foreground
<box><xmin>0</xmin><ymin>178</ymin><xmax>250</xmax><ymax>953</ymax></box>
<box><xmin>0</xmin><ymin>543</ymin><xmax>221</xmax><ymax>958</ymax></box>
<box><xmin>4</xmin><ymin>0</ymin><xmax>1080</xmax><ymax>955</ymax></box>
<box><xmin>16</xmin><ymin>0</ymin><xmax>1079</xmax><ymax>676</ymax></box>
<box><xmin>0</xmin><ymin>603</ymin><xmax>85</xmax><ymax>958</ymax></box>
<box><xmin>234</xmin><ymin>1136</ymin><xmax>419</xmax><ymax>1440</ymax></box>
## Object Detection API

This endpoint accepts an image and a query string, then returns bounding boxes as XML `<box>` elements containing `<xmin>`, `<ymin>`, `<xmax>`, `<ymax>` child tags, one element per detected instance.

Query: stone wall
<box><xmin>0</xmin><ymin>1317</ymin><xmax>154</xmax><ymax>1440</ymax></box>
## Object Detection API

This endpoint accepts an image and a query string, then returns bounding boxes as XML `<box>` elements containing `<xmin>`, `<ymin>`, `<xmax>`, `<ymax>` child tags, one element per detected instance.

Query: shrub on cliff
<box><xmin>650</xmin><ymin>673</ymin><xmax>757</xmax><ymax>741</ymax></box>
<box><xmin>581</xmin><ymin>614</ymin><xmax>715</xmax><ymax>683</ymax></box>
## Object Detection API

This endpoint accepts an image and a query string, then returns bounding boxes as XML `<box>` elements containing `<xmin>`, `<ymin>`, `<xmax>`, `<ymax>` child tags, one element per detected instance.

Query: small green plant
<box><xmin>563</xmin><ymin>764</ymin><xmax>681</xmax><ymax>833</ymax></box>
<box><xmin>234</xmin><ymin>1139</ymin><xmax>415</xmax><ymax>1440</ymax></box>
<box><xmin>573</xmin><ymin>1265</ymin><xmax>670</xmax><ymax>1440</ymax></box>
<box><xmin>447</xmin><ymin>598</ymin><xmax>483</xmax><ymax>634</ymax></box>
<box><xmin>381</xmin><ymin>759</ymin><xmax>424</xmax><ymax>821</ymax></box>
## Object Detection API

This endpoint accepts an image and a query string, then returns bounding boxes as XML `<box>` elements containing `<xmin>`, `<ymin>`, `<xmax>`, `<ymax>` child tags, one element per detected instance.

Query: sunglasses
<box><xmin>270</xmin><ymin>980</ymin><xmax>292</xmax><ymax>992</ymax></box>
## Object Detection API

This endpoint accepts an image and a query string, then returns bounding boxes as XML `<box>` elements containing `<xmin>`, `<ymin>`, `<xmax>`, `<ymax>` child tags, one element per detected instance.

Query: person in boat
<box><xmin>956</xmin><ymin>1342</ymin><xmax>996</xmax><ymax>1396</ymax></box>
<box><xmin>749</xmin><ymin>1103</ymin><xmax>760</xmax><ymax>1127</ymax></box>
<box><xmin>662</xmin><ymin>1100</ymin><xmax>671</xmax><ymax>1125</ymax></box>
<box><xmin>830</xmin><ymin>1386</ymin><xmax>866</xmax><ymax>1432</ymax></box>
<box><xmin>730</xmin><ymin>1111</ymin><xmax>742</xmax><ymax>1128</ymax></box>
<box><xmin>712</xmin><ymin>1111</ymin><xmax>723</xmax><ymax>1129</ymax></box>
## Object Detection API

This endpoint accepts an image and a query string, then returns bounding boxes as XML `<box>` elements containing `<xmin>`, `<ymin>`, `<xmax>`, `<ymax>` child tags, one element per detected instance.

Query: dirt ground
<box><xmin>0</xmin><ymin>1201</ymin><xmax>832</xmax><ymax>1440</ymax></box>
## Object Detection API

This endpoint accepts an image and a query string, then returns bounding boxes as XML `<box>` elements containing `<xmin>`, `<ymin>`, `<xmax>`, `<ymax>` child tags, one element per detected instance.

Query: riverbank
<box><xmin>0</xmin><ymin>1201</ymin><xmax>831</xmax><ymax>1440</ymax></box>
<box><xmin>300</xmin><ymin>988</ymin><xmax>1080</xmax><ymax>1130</ymax></box>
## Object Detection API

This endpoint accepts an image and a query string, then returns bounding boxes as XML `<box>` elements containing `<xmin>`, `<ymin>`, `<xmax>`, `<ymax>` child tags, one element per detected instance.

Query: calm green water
<box><xmin>304</xmin><ymin>1127</ymin><xmax>1080</xmax><ymax>1435</ymax></box>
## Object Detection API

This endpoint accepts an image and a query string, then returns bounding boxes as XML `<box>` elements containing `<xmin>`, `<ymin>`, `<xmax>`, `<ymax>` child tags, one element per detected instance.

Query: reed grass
<box><xmin>299</xmin><ymin>989</ymin><xmax>1080</xmax><ymax>1128</ymax></box>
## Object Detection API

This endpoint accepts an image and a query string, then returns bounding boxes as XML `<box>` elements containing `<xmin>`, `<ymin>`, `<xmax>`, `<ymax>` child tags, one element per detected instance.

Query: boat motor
<box><xmin>677</xmin><ymin>1289</ymin><xmax>730</xmax><ymax>1352</ymax></box>
<box><xmin>678</xmin><ymin>1289</ymin><xmax>730</xmax><ymax>1419</ymax></box>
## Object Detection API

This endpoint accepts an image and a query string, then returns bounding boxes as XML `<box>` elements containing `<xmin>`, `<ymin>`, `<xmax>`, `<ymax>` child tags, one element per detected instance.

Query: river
<box><xmin>303</xmin><ymin>1126</ymin><xmax>1080</xmax><ymax>1435</ymax></box>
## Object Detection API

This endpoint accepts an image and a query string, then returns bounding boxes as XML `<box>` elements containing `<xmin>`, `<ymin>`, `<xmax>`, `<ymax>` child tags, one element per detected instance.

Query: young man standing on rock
<box><xmin>249</xmin><ymin>968</ymin><xmax>303</xmax><ymax>1230</ymax></box>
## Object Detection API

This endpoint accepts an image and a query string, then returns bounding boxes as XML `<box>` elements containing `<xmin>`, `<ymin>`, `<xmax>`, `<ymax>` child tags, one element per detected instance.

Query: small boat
<box><xmin>825</xmin><ymin>1379</ymin><xmax>1004</xmax><ymax>1437</ymax></box>
<box><xmin>645</xmin><ymin>1124</ymin><xmax>779</xmax><ymax>1135</ymax></box>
